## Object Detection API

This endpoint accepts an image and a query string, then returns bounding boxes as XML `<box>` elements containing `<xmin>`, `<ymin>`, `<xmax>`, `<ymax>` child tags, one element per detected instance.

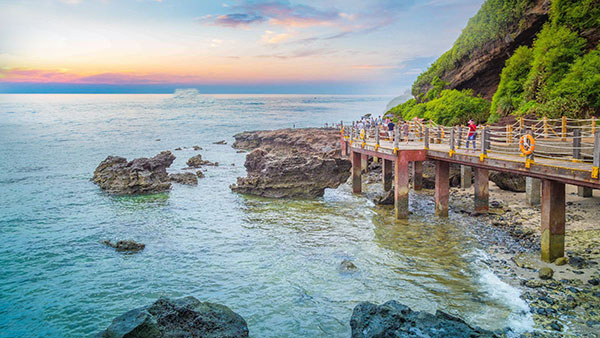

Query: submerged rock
<box><xmin>102</xmin><ymin>240</ymin><xmax>145</xmax><ymax>253</ymax></box>
<box><xmin>186</xmin><ymin>154</ymin><xmax>217</xmax><ymax>168</ymax></box>
<box><xmin>196</xmin><ymin>170</ymin><xmax>205</xmax><ymax>178</ymax></box>
<box><xmin>92</xmin><ymin>151</ymin><xmax>175</xmax><ymax>194</ymax></box>
<box><xmin>169</xmin><ymin>173</ymin><xmax>198</xmax><ymax>185</ymax></box>
<box><xmin>490</xmin><ymin>171</ymin><xmax>526</xmax><ymax>192</ymax></box>
<box><xmin>213</xmin><ymin>140</ymin><xmax>227</xmax><ymax>145</ymax></box>
<box><xmin>193</xmin><ymin>145</ymin><xmax>203</xmax><ymax>151</ymax></box>
<box><xmin>373</xmin><ymin>189</ymin><xmax>394</xmax><ymax>205</ymax></box>
<box><xmin>339</xmin><ymin>259</ymin><xmax>358</xmax><ymax>272</ymax></box>
<box><xmin>230</xmin><ymin>148</ymin><xmax>351</xmax><ymax>198</ymax></box>
<box><xmin>350</xmin><ymin>300</ymin><xmax>498</xmax><ymax>338</ymax></box>
<box><xmin>98</xmin><ymin>296</ymin><xmax>249</xmax><ymax>338</ymax></box>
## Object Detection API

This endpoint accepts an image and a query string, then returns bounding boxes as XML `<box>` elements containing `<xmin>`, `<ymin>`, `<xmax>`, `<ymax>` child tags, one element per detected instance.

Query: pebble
<box><xmin>539</xmin><ymin>267</ymin><xmax>554</xmax><ymax>280</ymax></box>
<box><xmin>550</xmin><ymin>321</ymin><xmax>563</xmax><ymax>331</ymax></box>
<box><xmin>554</xmin><ymin>257</ymin><xmax>567</xmax><ymax>266</ymax></box>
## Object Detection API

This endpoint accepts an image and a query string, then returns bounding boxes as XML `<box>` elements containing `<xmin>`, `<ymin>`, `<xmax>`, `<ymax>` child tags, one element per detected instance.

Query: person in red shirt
<box><xmin>466</xmin><ymin>120</ymin><xmax>477</xmax><ymax>152</ymax></box>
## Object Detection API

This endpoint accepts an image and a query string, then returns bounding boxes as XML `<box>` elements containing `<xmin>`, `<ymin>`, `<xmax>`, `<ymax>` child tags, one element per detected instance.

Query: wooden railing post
<box><xmin>394</xmin><ymin>124</ymin><xmax>400</xmax><ymax>151</ymax></box>
<box><xmin>450</xmin><ymin>127</ymin><xmax>455</xmax><ymax>154</ymax></box>
<box><xmin>481</xmin><ymin>127</ymin><xmax>488</xmax><ymax>156</ymax></box>
<box><xmin>437</xmin><ymin>126</ymin><xmax>442</xmax><ymax>144</ymax></box>
<box><xmin>520</xmin><ymin>116</ymin><xmax>524</xmax><ymax>131</ymax></box>
<box><xmin>593</xmin><ymin>131</ymin><xmax>600</xmax><ymax>179</ymax></box>
<box><xmin>506</xmin><ymin>124</ymin><xmax>511</xmax><ymax>144</ymax></box>
<box><xmin>562</xmin><ymin>116</ymin><xmax>567</xmax><ymax>141</ymax></box>
<box><xmin>573</xmin><ymin>128</ymin><xmax>581</xmax><ymax>161</ymax></box>
<box><xmin>458</xmin><ymin>125</ymin><xmax>463</xmax><ymax>149</ymax></box>
<box><xmin>593</xmin><ymin>116</ymin><xmax>597</xmax><ymax>134</ymax></box>
<box><xmin>543</xmin><ymin>117</ymin><xmax>549</xmax><ymax>139</ymax></box>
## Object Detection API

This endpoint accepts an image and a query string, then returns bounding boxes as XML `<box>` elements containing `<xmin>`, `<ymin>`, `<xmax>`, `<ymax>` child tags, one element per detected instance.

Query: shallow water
<box><xmin>0</xmin><ymin>93</ymin><xmax>531</xmax><ymax>337</ymax></box>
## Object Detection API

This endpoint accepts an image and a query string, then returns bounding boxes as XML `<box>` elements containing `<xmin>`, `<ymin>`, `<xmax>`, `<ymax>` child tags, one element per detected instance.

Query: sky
<box><xmin>0</xmin><ymin>0</ymin><xmax>485</xmax><ymax>94</ymax></box>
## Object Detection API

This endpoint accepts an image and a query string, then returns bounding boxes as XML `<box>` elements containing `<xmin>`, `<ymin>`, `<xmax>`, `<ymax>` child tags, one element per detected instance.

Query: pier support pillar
<box><xmin>413</xmin><ymin>161</ymin><xmax>423</xmax><ymax>191</ymax></box>
<box><xmin>351</xmin><ymin>151</ymin><xmax>361</xmax><ymax>194</ymax></box>
<box><xmin>577</xmin><ymin>186</ymin><xmax>593</xmax><ymax>198</ymax></box>
<box><xmin>474</xmin><ymin>168</ymin><xmax>489</xmax><ymax>214</ymax></box>
<box><xmin>461</xmin><ymin>165</ymin><xmax>472</xmax><ymax>189</ymax></box>
<box><xmin>341</xmin><ymin>140</ymin><xmax>347</xmax><ymax>157</ymax></box>
<box><xmin>526</xmin><ymin>177</ymin><xmax>541</xmax><ymax>206</ymax></box>
<box><xmin>541</xmin><ymin>179</ymin><xmax>565</xmax><ymax>262</ymax></box>
<box><xmin>361</xmin><ymin>154</ymin><xmax>368</xmax><ymax>173</ymax></box>
<box><xmin>395</xmin><ymin>153</ymin><xmax>410</xmax><ymax>219</ymax></box>
<box><xmin>383</xmin><ymin>159</ymin><xmax>393</xmax><ymax>192</ymax></box>
<box><xmin>435</xmin><ymin>160</ymin><xmax>449</xmax><ymax>217</ymax></box>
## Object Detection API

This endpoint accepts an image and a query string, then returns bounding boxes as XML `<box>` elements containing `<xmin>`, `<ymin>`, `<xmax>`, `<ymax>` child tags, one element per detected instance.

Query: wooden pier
<box><xmin>341</xmin><ymin>118</ymin><xmax>600</xmax><ymax>262</ymax></box>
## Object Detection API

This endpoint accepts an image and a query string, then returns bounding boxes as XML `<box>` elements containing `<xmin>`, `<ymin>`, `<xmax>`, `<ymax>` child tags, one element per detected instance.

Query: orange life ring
<box><xmin>519</xmin><ymin>134</ymin><xmax>535</xmax><ymax>155</ymax></box>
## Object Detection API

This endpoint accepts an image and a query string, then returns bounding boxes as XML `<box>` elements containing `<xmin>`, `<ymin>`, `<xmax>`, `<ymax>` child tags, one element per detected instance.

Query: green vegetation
<box><xmin>391</xmin><ymin>0</ymin><xmax>600</xmax><ymax>125</ymax></box>
<box><xmin>412</xmin><ymin>0</ymin><xmax>536</xmax><ymax>97</ymax></box>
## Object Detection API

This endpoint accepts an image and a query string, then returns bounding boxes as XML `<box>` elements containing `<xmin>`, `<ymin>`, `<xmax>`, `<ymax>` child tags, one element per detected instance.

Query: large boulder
<box><xmin>230</xmin><ymin>148</ymin><xmax>351</xmax><ymax>198</ymax></box>
<box><xmin>169</xmin><ymin>173</ymin><xmax>198</xmax><ymax>185</ymax></box>
<box><xmin>98</xmin><ymin>296</ymin><xmax>249</xmax><ymax>338</ymax></box>
<box><xmin>350</xmin><ymin>301</ymin><xmax>498</xmax><ymax>338</ymax></box>
<box><xmin>490</xmin><ymin>171</ymin><xmax>526</xmax><ymax>192</ymax></box>
<box><xmin>232</xmin><ymin>128</ymin><xmax>341</xmax><ymax>155</ymax></box>
<box><xmin>186</xmin><ymin>154</ymin><xmax>217</xmax><ymax>168</ymax></box>
<box><xmin>92</xmin><ymin>151</ymin><xmax>175</xmax><ymax>194</ymax></box>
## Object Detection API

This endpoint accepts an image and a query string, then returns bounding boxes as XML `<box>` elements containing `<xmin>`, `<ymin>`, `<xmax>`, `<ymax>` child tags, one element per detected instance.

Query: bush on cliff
<box><xmin>489</xmin><ymin>46</ymin><xmax>534</xmax><ymax>123</ymax></box>
<box><xmin>551</xmin><ymin>0</ymin><xmax>600</xmax><ymax>32</ymax></box>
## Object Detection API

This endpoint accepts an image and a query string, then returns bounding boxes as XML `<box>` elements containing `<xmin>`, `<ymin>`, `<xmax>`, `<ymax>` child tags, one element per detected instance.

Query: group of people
<box><xmin>350</xmin><ymin>115</ymin><xmax>480</xmax><ymax>150</ymax></box>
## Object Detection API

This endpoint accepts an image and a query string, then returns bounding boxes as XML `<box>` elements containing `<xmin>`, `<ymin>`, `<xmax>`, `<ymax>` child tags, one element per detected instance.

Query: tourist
<box><xmin>387</xmin><ymin>120</ymin><xmax>395</xmax><ymax>140</ymax></box>
<box><xmin>402</xmin><ymin>121</ymin><xmax>409</xmax><ymax>143</ymax></box>
<box><xmin>466</xmin><ymin>120</ymin><xmax>477</xmax><ymax>152</ymax></box>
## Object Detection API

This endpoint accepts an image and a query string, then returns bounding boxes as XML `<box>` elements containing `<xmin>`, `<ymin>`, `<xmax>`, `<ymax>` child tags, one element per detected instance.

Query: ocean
<box><xmin>0</xmin><ymin>93</ymin><xmax>532</xmax><ymax>337</ymax></box>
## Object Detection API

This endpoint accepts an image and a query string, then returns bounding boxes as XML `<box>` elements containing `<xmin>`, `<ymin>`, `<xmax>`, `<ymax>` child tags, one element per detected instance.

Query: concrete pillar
<box><xmin>341</xmin><ymin>140</ymin><xmax>347</xmax><ymax>157</ymax></box>
<box><xmin>435</xmin><ymin>160</ymin><xmax>449</xmax><ymax>217</ymax></box>
<box><xmin>352</xmin><ymin>151</ymin><xmax>361</xmax><ymax>194</ymax></box>
<box><xmin>526</xmin><ymin>177</ymin><xmax>541</xmax><ymax>206</ymax></box>
<box><xmin>541</xmin><ymin>179</ymin><xmax>565</xmax><ymax>262</ymax></box>
<box><xmin>577</xmin><ymin>186</ymin><xmax>593</xmax><ymax>198</ymax></box>
<box><xmin>395</xmin><ymin>153</ymin><xmax>410</xmax><ymax>219</ymax></box>
<box><xmin>474</xmin><ymin>168</ymin><xmax>489</xmax><ymax>214</ymax></box>
<box><xmin>383</xmin><ymin>159</ymin><xmax>393</xmax><ymax>192</ymax></box>
<box><xmin>361</xmin><ymin>154</ymin><xmax>368</xmax><ymax>173</ymax></box>
<box><xmin>460</xmin><ymin>165</ymin><xmax>472</xmax><ymax>189</ymax></box>
<box><xmin>413</xmin><ymin>161</ymin><xmax>423</xmax><ymax>191</ymax></box>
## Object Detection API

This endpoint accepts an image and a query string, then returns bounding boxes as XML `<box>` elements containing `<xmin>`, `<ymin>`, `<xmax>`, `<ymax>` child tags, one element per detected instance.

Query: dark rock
<box><xmin>193</xmin><ymin>145</ymin><xmax>202</xmax><ymax>151</ymax></box>
<box><xmin>186</xmin><ymin>154</ymin><xmax>216</xmax><ymax>168</ymax></box>
<box><xmin>175</xmin><ymin>147</ymin><xmax>182</xmax><ymax>151</ymax></box>
<box><xmin>490</xmin><ymin>172</ymin><xmax>526</xmax><ymax>192</ymax></box>
<box><xmin>169</xmin><ymin>173</ymin><xmax>198</xmax><ymax>185</ymax></box>
<box><xmin>539</xmin><ymin>267</ymin><xmax>553</xmax><ymax>280</ymax></box>
<box><xmin>92</xmin><ymin>151</ymin><xmax>175</xmax><ymax>194</ymax></box>
<box><xmin>231</xmin><ymin>148</ymin><xmax>351</xmax><ymax>199</ymax></box>
<box><xmin>550</xmin><ymin>321</ymin><xmax>563</xmax><ymax>331</ymax></box>
<box><xmin>339</xmin><ymin>259</ymin><xmax>358</xmax><ymax>272</ymax></box>
<box><xmin>102</xmin><ymin>240</ymin><xmax>145</xmax><ymax>253</ymax></box>
<box><xmin>568</xmin><ymin>256</ymin><xmax>587</xmax><ymax>269</ymax></box>
<box><xmin>589</xmin><ymin>278</ymin><xmax>600</xmax><ymax>286</ymax></box>
<box><xmin>98</xmin><ymin>296</ymin><xmax>249</xmax><ymax>338</ymax></box>
<box><xmin>373</xmin><ymin>189</ymin><xmax>394</xmax><ymax>205</ymax></box>
<box><xmin>350</xmin><ymin>300</ymin><xmax>498</xmax><ymax>338</ymax></box>
<box><xmin>213</xmin><ymin>140</ymin><xmax>227</xmax><ymax>145</ymax></box>
<box><xmin>196</xmin><ymin>170</ymin><xmax>205</xmax><ymax>178</ymax></box>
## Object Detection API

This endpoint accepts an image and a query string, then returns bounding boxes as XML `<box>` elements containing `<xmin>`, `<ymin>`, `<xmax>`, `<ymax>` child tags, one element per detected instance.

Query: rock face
<box><xmin>102</xmin><ymin>240</ymin><xmax>145</xmax><ymax>253</ymax></box>
<box><xmin>415</xmin><ymin>0</ymin><xmax>549</xmax><ymax>100</ymax></box>
<box><xmin>92</xmin><ymin>151</ymin><xmax>175</xmax><ymax>194</ymax></box>
<box><xmin>490</xmin><ymin>171</ymin><xmax>526</xmax><ymax>192</ymax></box>
<box><xmin>231</xmin><ymin>128</ymin><xmax>351</xmax><ymax>198</ymax></box>
<box><xmin>350</xmin><ymin>301</ymin><xmax>498</xmax><ymax>338</ymax></box>
<box><xmin>98</xmin><ymin>296</ymin><xmax>249</xmax><ymax>338</ymax></box>
<box><xmin>169</xmin><ymin>173</ymin><xmax>198</xmax><ymax>185</ymax></box>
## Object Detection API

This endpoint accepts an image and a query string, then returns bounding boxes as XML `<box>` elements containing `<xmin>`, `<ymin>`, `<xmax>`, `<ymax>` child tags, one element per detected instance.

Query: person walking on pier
<box><xmin>466</xmin><ymin>120</ymin><xmax>477</xmax><ymax>152</ymax></box>
<box><xmin>402</xmin><ymin>121</ymin><xmax>409</xmax><ymax>143</ymax></box>
<box><xmin>387</xmin><ymin>120</ymin><xmax>395</xmax><ymax>141</ymax></box>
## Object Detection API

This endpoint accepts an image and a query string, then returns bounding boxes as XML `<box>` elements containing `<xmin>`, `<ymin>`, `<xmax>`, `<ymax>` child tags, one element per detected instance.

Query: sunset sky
<box><xmin>0</xmin><ymin>0</ymin><xmax>484</xmax><ymax>94</ymax></box>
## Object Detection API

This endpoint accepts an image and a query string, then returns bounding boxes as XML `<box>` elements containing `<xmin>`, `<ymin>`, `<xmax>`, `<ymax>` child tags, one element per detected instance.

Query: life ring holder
<box><xmin>519</xmin><ymin>134</ymin><xmax>535</xmax><ymax>156</ymax></box>
<box><xmin>359</xmin><ymin>128</ymin><xmax>366</xmax><ymax>140</ymax></box>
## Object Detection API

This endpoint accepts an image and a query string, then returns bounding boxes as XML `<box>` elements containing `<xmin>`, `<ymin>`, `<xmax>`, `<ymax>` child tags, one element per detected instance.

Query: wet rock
<box><xmin>196</xmin><ymin>170</ymin><xmax>205</xmax><ymax>178</ymax></box>
<box><xmin>589</xmin><ymin>278</ymin><xmax>600</xmax><ymax>286</ymax></box>
<box><xmin>489</xmin><ymin>171</ymin><xmax>525</xmax><ymax>192</ymax></box>
<box><xmin>186</xmin><ymin>154</ymin><xmax>216</xmax><ymax>168</ymax></box>
<box><xmin>92</xmin><ymin>151</ymin><xmax>175</xmax><ymax>194</ymax></box>
<box><xmin>213</xmin><ymin>140</ymin><xmax>227</xmax><ymax>145</ymax></box>
<box><xmin>549</xmin><ymin>321</ymin><xmax>563</xmax><ymax>331</ymax></box>
<box><xmin>174</xmin><ymin>147</ymin><xmax>182</xmax><ymax>151</ymax></box>
<box><xmin>539</xmin><ymin>267</ymin><xmax>554</xmax><ymax>280</ymax></box>
<box><xmin>523</xmin><ymin>279</ymin><xmax>544</xmax><ymax>288</ymax></box>
<box><xmin>339</xmin><ymin>259</ymin><xmax>358</xmax><ymax>272</ymax></box>
<box><xmin>98</xmin><ymin>296</ymin><xmax>248</xmax><ymax>338</ymax></box>
<box><xmin>373</xmin><ymin>189</ymin><xmax>394</xmax><ymax>205</ymax></box>
<box><xmin>193</xmin><ymin>145</ymin><xmax>202</xmax><ymax>151</ymax></box>
<box><xmin>568</xmin><ymin>256</ymin><xmax>587</xmax><ymax>269</ymax></box>
<box><xmin>102</xmin><ymin>240</ymin><xmax>145</xmax><ymax>253</ymax></box>
<box><xmin>554</xmin><ymin>257</ymin><xmax>567</xmax><ymax>266</ymax></box>
<box><xmin>230</xmin><ymin>148</ymin><xmax>351</xmax><ymax>199</ymax></box>
<box><xmin>350</xmin><ymin>300</ymin><xmax>498</xmax><ymax>338</ymax></box>
<box><xmin>169</xmin><ymin>173</ymin><xmax>198</xmax><ymax>185</ymax></box>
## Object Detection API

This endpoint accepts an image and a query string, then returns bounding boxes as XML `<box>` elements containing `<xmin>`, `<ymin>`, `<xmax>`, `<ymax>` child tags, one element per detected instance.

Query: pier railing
<box><xmin>340</xmin><ymin>117</ymin><xmax>600</xmax><ymax>179</ymax></box>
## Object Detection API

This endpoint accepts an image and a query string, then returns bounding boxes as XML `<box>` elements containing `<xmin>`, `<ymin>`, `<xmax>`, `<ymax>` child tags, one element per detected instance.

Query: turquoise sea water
<box><xmin>0</xmin><ymin>93</ymin><xmax>532</xmax><ymax>337</ymax></box>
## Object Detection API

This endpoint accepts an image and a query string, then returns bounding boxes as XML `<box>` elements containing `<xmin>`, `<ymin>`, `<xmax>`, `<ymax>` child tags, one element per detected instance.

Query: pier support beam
<box><xmin>526</xmin><ymin>177</ymin><xmax>541</xmax><ymax>206</ymax></box>
<box><xmin>577</xmin><ymin>186</ymin><xmax>593</xmax><ymax>198</ymax></box>
<box><xmin>413</xmin><ymin>161</ymin><xmax>423</xmax><ymax>191</ymax></box>
<box><xmin>351</xmin><ymin>151</ymin><xmax>361</xmax><ymax>194</ymax></box>
<box><xmin>361</xmin><ymin>154</ymin><xmax>368</xmax><ymax>173</ymax></box>
<box><xmin>474</xmin><ymin>168</ymin><xmax>489</xmax><ymax>214</ymax></box>
<box><xmin>435</xmin><ymin>160</ymin><xmax>449</xmax><ymax>217</ymax></box>
<box><xmin>383</xmin><ymin>159</ymin><xmax>393</xmax><ymax>192</ymax></box>
<box><xmin>461</xmin><ymin>165</ymin><xmax>472</xmax><ymax>189</ymax></box>
<box><xmin>341</xmin><ymin>140</ymin><xmax>347</xmax><ymax>157</ymax></box>
<box><xmin>395</xmin><ymin>153</ymin><xmax>410</xmax><ymax>219</ymax></box>
<box><xmin>541</xmin><ymin>179</ymin><xmax>565</xmax><ymax>262</ymax></box>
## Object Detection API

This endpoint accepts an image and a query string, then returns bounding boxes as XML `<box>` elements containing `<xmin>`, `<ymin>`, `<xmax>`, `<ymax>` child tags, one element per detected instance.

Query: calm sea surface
<box><xmin>0</xmin><ymin>93</ymin><xmax>532</xmax><ymax>337</ymax></box>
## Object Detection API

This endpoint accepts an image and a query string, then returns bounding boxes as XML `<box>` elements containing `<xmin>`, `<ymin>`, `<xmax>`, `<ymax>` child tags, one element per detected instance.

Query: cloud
<box><xmin>260</xmin><ymin>30</ymin><xmax>292</xmax><ymax>44</ymax></box>
<box><xmin>201</xmin><ymin>13</ymin><xmax>267</xmax><ymax>27</ymax></box>
<box><xmin>255</xmin><ymin>47</ymin><xmax>332</xmax><ymax>59</ymax></box>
